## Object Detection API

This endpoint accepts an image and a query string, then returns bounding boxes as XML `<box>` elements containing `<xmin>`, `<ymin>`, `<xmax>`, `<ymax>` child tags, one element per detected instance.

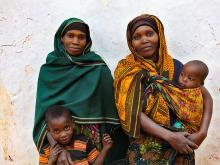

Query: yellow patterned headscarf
<box><xmin>114</xmin><ymin>14</ymin><xmax>203</xmax><ymax>138</ymax></box>
<box><xmin>126</xmin><ymin>14</ymin><xmax>174</xmax><ymax>79</ymax></box>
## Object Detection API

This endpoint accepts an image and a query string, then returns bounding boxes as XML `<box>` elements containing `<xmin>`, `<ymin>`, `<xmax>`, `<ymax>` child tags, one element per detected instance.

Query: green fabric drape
<box><xmin>33</xmin><ymin>18</ymin><xmax>121</xmax><ymax>151</ymax></box>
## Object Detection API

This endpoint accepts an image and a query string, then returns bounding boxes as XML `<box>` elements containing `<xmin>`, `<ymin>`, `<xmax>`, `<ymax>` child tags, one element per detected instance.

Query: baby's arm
<box><xmin>187</xmin><ymin>86</ymin><xmax>213</xmax><ymax>146</ymax></box>
<box><xmin>199</xmin><ymin>86</ymin><xmax>213</xmax><ymax>137</ymax></box>
<box><xmin>92</xmin><ymin>134</ymin><xmax>113</xmax><ymax>165</ymax></box>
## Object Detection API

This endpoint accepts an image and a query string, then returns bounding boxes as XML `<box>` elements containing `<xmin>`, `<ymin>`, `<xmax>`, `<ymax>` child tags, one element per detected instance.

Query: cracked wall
<box><xmin>0</xmin><ymin>0</ymin><xmax>220</xmax><ymax>164</ymax></box>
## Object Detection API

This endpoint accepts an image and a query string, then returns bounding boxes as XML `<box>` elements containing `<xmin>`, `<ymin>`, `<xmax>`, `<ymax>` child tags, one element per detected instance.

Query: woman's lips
<box><xmin>69</xmin><ymin>47</ymin><xmax>81</xmax><ymax>51</ymax></box>
<box><xmin>141</xmin><ymin>46</ymin><xmax>152</xmax><ymax>52</ymax></box>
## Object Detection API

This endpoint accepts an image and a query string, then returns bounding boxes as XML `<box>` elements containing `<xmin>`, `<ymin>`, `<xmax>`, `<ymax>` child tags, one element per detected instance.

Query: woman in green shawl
<box><xmin>33</xmin><ymin>18</ymin><xmax>129</xmax><ymax>164</ymax></box>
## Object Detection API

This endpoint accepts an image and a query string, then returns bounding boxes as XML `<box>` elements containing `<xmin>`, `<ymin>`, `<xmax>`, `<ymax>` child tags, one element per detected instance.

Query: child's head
<box><xmin>178</xmin><ymin>60</ymin><xmax>209</xmax><ymax>88</ymax></box>
<box><xmin>45</xmin><ymin>105</ymin><xmax>74</xmax><ymax>145</ymax></box>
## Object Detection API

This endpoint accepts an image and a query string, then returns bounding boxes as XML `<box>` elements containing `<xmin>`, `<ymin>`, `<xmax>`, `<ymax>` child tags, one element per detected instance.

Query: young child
<box><xmin>178</xmin><ymin>60</ymin><xmax>209</xmax><ymax>89</ymax></box>
<box><xmin>39</xmin><ymin>105</ymin><xmax>113</xmax><ymax>165</ymax></box>
<box><xmin>175</xmin><ymin>60</ymin><xmax>212</xmax><ymax>146</ymax></box>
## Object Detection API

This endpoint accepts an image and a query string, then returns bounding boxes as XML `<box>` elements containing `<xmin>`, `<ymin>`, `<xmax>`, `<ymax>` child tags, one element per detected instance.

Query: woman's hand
<box><xmin>48</xmin><ymin>144</ymin><xmax>63</xmax><ymax>165</ymax></box>
<box><xmin>57</xmin><ymin>150</ymin><xmax>72</xmax><ymax>165</ymax></box>
<box><xmin>187</xmin><ymin>131</ymin><xmax>207</xmax><ymax>146</ymax></box>
<box><xmin>140</xmin><ymin>113</ymin><xmax>198</xmax><ymax>154</ymax></box>
<box><xmin>166</xmin><ymin>132</ymin><xmax>198</xmax><ymax>154</ymax></box>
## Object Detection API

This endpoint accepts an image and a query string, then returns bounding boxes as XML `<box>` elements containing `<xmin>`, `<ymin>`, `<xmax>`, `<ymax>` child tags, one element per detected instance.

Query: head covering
<box><xmin>54</xmin><ymin>18</ymin><xmax>93</xmax><ymax>57</ymax></box>
<box><xmin>33</xmin><ymin>18</ymin><xmax>120</xmax><ymax>151</ymax></box>
<box><xmin>61</xmin><ymin>22</ymin><xmax>91</xmax><ymax>43</ymax></box>
<box><xmin>114</xmin><ymin>15</ymin><xmax>199</xmax><ymax>163</ymax></box>
<box><xmin>130</xmin><ymin>16</ymin><xmax>159</xmax><ymax>36</ymax></box>
<box><xmin>114</xmin><ymin>14</ymin><xmax>175</xmax><ymax>138</ymax></box>
<box><xmin>126</xmin><ymin>14</ymin><xmax>174</xmax><ymax>78</ymax></box>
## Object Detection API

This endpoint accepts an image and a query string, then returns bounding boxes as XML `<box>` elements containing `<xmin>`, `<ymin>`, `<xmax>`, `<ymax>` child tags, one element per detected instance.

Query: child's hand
<box><xmin>57</xmin><ymin>150</ymin><xmax>72</xmax><ymax>165</ymax></box>
<box><xmin>102</xmin><ymin>134</ymin><xmax>113</xmax><ymax>151</ymax></box>
<box><xmin>48</xmin><ymin>144</ymin><xmax>63</xmax><ymax>164</ymax></box>
<box><xmin>187</xmin><ymin>131</ymin><xmax>207</xmax><ymax>147</ymax></box>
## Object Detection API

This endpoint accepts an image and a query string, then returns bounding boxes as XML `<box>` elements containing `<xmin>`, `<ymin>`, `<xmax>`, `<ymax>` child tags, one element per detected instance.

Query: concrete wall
<box><xmin>0</xmin><ymin>0</ymin><xmax>219</xmax><ymax>164</ymax></box>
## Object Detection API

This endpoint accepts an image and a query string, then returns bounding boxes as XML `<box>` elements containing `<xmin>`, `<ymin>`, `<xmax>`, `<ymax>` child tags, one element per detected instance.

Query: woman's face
<box><xmin>61</xmin><ymin>29</ymin><xmax>87</xmax><ymax>56</ymax></box>
<box><xmin>131</xmin><ymin>25</ymin><xmax>159</xmax><ymax>59</ymax></box>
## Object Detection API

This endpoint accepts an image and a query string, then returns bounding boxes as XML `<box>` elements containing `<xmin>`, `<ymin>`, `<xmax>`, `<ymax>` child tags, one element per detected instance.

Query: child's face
<box><xmin>178</xmin><ymin>64</ymin><xmax>202</xmax><ymax>88</ymax></box>
<box><xmin>47</xmin><ymin>115</ymin><xmax>74</xmax><ymax>145</ymax></box>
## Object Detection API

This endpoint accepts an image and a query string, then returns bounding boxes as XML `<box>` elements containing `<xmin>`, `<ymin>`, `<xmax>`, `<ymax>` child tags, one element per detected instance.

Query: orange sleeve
<box><xmin>39</xmin><ymin>147</ymin><xmax>50</xmax><ymax>164</ymax></box>
<box><xmin>86</xmin><ymin>139</ymin><xmax>100</xmax><ymax>163</ymax></box>
<box><xmin>87</xmin><ymin>148</ymin><xmax>100</xmax><ymax>163</ymax></box>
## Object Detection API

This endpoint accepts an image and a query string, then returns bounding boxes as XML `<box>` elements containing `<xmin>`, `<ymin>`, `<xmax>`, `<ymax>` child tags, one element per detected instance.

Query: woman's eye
<box><xmin>67</xmin><ymin>34</ymin><xmax>74</xmax><ymax>38</ymax></box>
<box><xmin>133</xmin><ymin>34</ymin><xmax>140</xmax><ymax>40</ymax></box>
<box><xmin>146</xmin><ymin>31</ymin><xmax>154</xmax><ymax>37</ymax></box>
<box><xmin>79</xmin><ymin>35</ymin><xmax>86</xmax><ymax>40</ymax></box>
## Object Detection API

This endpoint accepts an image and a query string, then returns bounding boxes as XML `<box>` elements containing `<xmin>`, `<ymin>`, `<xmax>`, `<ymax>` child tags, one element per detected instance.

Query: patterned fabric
<box><xmin>128</xmin><ymin>136</ymin><xmax>195</xmax><ymax>165</ymax></box>
<box><xmin>142</xmin><ymin>74</ymin><xmax>203</xmax><ymax>134</ymax></box>
<box><xmin>73</xmin><ymin>123</ymin><xmax>130</xmax><ymax>163</ymax></box>
<box><xmin>126</xmin><ymin>14</ymin><xmax>175</xmax><ymax>80</ymax></box>
<box><xmin>34</xmin><ymin>18</ymin><xmax>120</xmax><ymax>150</ymax></box>
<box><xmin>114</xmin><ymin>14</ymin><xmax>202</xmax><ymax>164</ymax></box>
<box><xmin>73</xmin><ymin>124</ymin><xmax>102</xmax><ymax>151</ymax></box>
<box><xmin>33</xmin><ymin>18</ymin><xmax>129</xmax><ymax>164</ymax></box>
<box><xmin>39</xmin><ymin>134</ymin><xmax>100</xmax><ymax>165</ymax></box>
<box><xmin>114</xmin><ymin>13</ymin><xmax>175</xmax><ymax>138</ymax></box>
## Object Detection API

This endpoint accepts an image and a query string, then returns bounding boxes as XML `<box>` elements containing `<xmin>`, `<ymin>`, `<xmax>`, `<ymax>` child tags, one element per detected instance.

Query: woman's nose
<box><xmin>141</xmin><ymin>36</ymin><xmax>149</xmax><ymax>43</ymax></box>
<box><xmin>71</xmin><ymin>37</ymin><xmax>79</xmax><ymax>44</ymax></box>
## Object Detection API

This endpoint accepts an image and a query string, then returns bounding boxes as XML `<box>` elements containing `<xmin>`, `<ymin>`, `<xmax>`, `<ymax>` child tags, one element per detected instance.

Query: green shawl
<box><xmin>33</xmin><ymin>18</ymin><xmax>120</xmax><ymax>150</ymax></box>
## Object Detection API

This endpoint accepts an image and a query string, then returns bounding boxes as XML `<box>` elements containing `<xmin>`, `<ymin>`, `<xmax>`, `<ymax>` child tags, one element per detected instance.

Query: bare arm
<box><xmin>140</xmin><ymin>112</ymin><xmax>198</xmax><ymax>154</ymax></box>
<box><xmin>187</xmin><ymin>86</ymin><xmax>213</xmax><ymax>146</ymax></box>
<box><xmin>92</xmin><ymin>134</ymin><xmax>112</xmax><ymax>165</ymax></box>
<box><xmin>47</xmin><ymin>132</ymin><xmax>58</xmax><ymax>147</ymax></box>
<box><xmin>199</xmin><ymin>86</ymin><xmax>213</xmax><ymax>136</ymax></box>
<box><xmin>56</xmin><ymin>150</ymin><xmax>72</xmax><ymax>165</ymax></box>
<box><xmin>47</xmin><ymin>133</ymin><xmax>72</xmax><ymax>165</ymax></box>
<box><xmin>92</xmin><ymin>148</ymin><xmax>109</xmax><ymax>165</ymax></box>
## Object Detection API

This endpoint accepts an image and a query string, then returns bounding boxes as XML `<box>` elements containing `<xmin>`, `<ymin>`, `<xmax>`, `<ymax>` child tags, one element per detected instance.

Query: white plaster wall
<box><xmin>0</xmin><ymin>0</ymin><xmax>219</xmax><ymax>164</ymax></box>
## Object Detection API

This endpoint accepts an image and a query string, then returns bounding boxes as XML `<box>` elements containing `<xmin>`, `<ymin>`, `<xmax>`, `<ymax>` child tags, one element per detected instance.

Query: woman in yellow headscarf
<box><xmin>114</xmin><ymin>14</ymin><xmax>212</xmax><ymax>164</ymax></box>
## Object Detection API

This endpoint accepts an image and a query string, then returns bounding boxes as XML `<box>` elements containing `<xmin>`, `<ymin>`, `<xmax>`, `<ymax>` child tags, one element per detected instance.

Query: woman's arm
<box><xmin>187</xmin><ymin>86</ymin><xmax>213</xmax><ymax>146</ymax></box>
<box><xmin>140</xmin><ymin>112</ymin><xmax>198</xmax><ymax>154</ymax></box>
